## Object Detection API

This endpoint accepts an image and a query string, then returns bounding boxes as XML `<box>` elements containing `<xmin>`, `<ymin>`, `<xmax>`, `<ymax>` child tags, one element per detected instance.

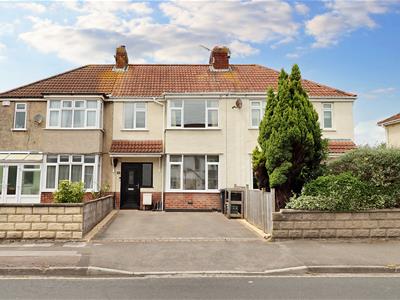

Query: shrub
<box><xmin>54</xmin><ymin>181</ymin><xmax>85</xmax><ymax>203</ymax></box>
<box><xmin>328</xmin><ymin>147</ymin><xmax>400</xmax><ymax>187</ymax></box>
<box><xmin>91</xmin><ymin>183</ymin><xmax>110</xmax><ymax>199</ymax></box>
<box><xmin>286</xmin><ymin>173</ymin><xmax>398</xmax><ymax>211</ymax></box>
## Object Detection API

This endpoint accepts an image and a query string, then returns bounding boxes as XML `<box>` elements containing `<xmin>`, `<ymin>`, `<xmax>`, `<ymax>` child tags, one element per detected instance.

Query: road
<box><xmin>1</xmin><ymin>276</ymin><xmax>400</xmax><ymax>299</ymax></box>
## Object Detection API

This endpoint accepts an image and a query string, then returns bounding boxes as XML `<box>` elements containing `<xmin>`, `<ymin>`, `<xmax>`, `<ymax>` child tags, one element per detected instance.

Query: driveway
<box><xmin>93</xmin><ymin>210</ymin><xmax>260</xmax><ymax>241</ymax></box>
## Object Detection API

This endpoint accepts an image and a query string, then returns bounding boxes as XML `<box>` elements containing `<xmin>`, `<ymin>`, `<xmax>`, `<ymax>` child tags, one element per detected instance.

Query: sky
<box><xmin>0</xmin><ymin>0</ymin><xmax>399</xmax><ymax>145</ymax></box>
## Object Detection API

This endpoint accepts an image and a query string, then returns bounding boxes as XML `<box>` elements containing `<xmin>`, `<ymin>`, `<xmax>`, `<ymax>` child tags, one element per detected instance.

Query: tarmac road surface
<box><xmin>1</xmin><ymin>275</ymin><xmax>400</xmax><ymax>299</ymax></box>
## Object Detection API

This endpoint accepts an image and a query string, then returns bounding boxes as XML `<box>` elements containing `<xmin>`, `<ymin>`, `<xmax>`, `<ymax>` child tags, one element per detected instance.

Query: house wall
<box><xmin>112</xmin><ymin>101</ymin><xmax>163</xmax><ymax>140</ymax></box>
<box><xmin>386</xmin><ymin>123</ymin><xmax>400</xmax><ymax>148</ymax></box>
<box><xmin>0</xmin><ymin>101</ymin><xmax>103</xmax><ymax>154</ymax></box>
<box><xmin>313</xmin><ymin>100</ymin><xmax>354</xmax><ymax>140</ymax></box>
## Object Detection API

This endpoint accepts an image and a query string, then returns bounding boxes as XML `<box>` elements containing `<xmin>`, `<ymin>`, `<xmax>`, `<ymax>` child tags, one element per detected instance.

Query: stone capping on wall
<box><xmin>272</xmin><ymin>209</ymin><xmax>400</xmax><ymax>240</ymax></box>
<box><xmin>0</xmin><ymin>195</ymin><xmax>113</xmax><ymax>240</ymax></box>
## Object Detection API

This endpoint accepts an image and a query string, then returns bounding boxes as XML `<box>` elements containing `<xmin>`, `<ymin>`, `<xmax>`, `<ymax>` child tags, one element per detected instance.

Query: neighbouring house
<box><xmin>0</xmin><ymin>45</ymin><xmax>357</xmax><ymax>210</ymax></box>
<box><xmin>378</xmin><ymin>113</ymin><xmax>400</xmax><ymax>148</ymax></box>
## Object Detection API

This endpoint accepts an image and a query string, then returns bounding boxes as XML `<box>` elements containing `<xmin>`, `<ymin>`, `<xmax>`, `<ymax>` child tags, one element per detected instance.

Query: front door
<box><xmin>121</xmin><ymin>163</ymin><xmax>142</xmax><ymax>209</ymax></box>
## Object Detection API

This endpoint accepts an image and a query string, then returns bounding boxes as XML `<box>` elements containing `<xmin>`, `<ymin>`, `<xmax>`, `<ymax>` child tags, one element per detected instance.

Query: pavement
<box><xmin>1</xmin><ymin>210</ymin><xmax>400</xmax><ymax>276</ymax></box>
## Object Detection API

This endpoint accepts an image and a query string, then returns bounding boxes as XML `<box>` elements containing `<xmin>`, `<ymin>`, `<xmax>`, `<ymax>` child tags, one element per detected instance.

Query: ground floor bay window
<box><xmin>167</xmin><ymin>155</ymin><xmax>219</xmax><ymax>191</ymax></box>
<box><xmin>44</xmin><ymin>154</ymin><xmax>100</xmax><ymax>191</ymax></box>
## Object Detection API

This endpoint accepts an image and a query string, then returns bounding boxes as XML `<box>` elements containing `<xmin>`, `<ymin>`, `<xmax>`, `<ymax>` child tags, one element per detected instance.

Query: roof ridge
<box><xmin>0</xmin><ymin>65</ymin><xmax>90</xmax><ymax>97</ymax></box>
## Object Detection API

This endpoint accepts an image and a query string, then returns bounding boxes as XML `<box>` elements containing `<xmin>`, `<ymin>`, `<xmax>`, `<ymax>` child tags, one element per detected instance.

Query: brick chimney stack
<box><xmin>114</xmin><ymin>45</ymin><xmax>129</xmax><ymax>71</ymax></box>
<box><xmin>209</xmin><ymin>46</ymin><xmax>230</xmax><ymax>70</ymax></box>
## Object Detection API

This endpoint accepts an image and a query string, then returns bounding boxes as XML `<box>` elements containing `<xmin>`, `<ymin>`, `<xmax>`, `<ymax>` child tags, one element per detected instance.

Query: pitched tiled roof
<box><xmin>110</xmin><ymin>140</ymin><xmax>163</xmax><ymax>154</ymax></box>
<box><xmin>328</xmin><ymin>139</ymin><xmax>357</xmax><ymax>154</ymax></box>
<box><xmin>0</xmin><ymin>64</ymin><xmax>356</xmax><ymax>98</ymax></box>
<box><xmin>377</xmin><ymin>113</ymin><xmax>400</xmax><ymax>126</ymax></box>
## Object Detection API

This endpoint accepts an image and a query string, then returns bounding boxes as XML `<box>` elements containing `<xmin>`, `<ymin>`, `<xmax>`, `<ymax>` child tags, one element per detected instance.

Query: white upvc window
<box><xmin>250</xmin><ymin>100</ymin><xmax>266</xmax><ymax>128</ymax></box>
<box><xmin>44</xmin><ymin>154</ymin><xmax>99</xmax><ymax>191</ymax></box>
<box><xmin>47</xmin><ymin>100</ymin><xmax>101</xmax><ymax>129</ymax></box>
<box><xmin>167</xmin><ymin>155</ymin><xmax>219</xmax><ymax>191</ymax></box>
<box><xmin>323</xmin><ymin>103</ymin><xmax>333</xmax><ymax>129</ymax></box>
<box><xmin>14</xmin><ymin>103</ymin><xmax>27</xmax><ymax>130</ymax></box>
<box><xmin>124</xmin><ymin>102</ymin><xmax>147</xmax><ymax>129</ymax></box>
<box><xmin>168</xmin><ymin>100</ymin><xmax>219</xmax><ymax>128</ymax></box>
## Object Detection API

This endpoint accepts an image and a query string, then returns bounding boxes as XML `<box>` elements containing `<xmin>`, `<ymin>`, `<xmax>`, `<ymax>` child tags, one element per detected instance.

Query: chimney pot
<box><xmin>114</xmin><ymin>45</ymin><xmax>129</xmax><ymax>71</ymax></box>
<box><xmin>209</xmin><ymin>46</ymin><xmax>230</xmax><ymax>70</ymax></box>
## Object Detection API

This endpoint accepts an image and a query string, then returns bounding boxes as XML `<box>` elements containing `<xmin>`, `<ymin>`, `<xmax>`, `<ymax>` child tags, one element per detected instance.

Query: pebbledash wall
<box><xmin>272</xmin><ymin>209</ymin><xmax>400</xmax><ymax>239</ymax></box>
<box><xmin>0</xmin><ymin>195</ymin><xmax>113</xmax><ymax>239</ymax></box>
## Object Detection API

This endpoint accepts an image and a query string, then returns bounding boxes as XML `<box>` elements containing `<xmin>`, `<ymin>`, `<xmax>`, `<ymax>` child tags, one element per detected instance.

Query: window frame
<box><xmin>141</xmin><ymin>163</ymin><xmax>153</xmax><ymax>188</ymax></box>
<box><xmin>168</xmin><ymin>100</ymin><xmax>219</xmax><ymax>129</ymax></box>
<box><xmin>14</xmin><ymin>102</ymin><xmax>27</xmax><ymax>130</ymax></box>
<box><xmin>123</xmin><ymin>102</ymin><xmax>147</xmax><ymax>130</ymax></box>
<box><xmin>43</xmin><ymin>154</ymin><xmax>99</xmax><ymax>192</ymax></box>
<box><xmin>167</xmin><ymin>154</ymin><xmax>219</xmax><ymax>192</ymax></box>
<box><xmin>322</xmin><ymin>102</ymin><xmax>334</xmax><ymax>129</ymax></box>
<box><xmin>250</xmin><ymin>100</ymin><xmax>266</xmax><ymax>128</ymax></box>
<box><xmin>46</xmin><ymin>100</ymin><xmax>101</xmax><ymax>129</ymax></box>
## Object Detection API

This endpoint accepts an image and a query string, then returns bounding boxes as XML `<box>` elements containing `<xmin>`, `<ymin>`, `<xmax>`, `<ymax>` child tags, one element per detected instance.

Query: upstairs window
<box><xmin>168</xmin><ymin>100</ymin><xmax>219</xmax><ymax>128</ymax></box>
<box><xmin>14</xmin><ymin>103</ymin><xmax>27</xmax><ymax>129</ymax></box>
<box><xmin>47</xmin><ymin>100</ymin><xmax>101</xmax><ymax>129</ymax></box>
<box><xmin>250</xmin><ymin>101</ymin><xmax>266</xmax><ymax>128</ymax></box>
<box><xmin>323</xmin><ymin>103</ymin><xmax>333</xmax><ymax>129</ymax></box>
<box><xmin>124</xmin><ymin>102</ymin><xmax>146</xmax><ymax>129</ymax></box>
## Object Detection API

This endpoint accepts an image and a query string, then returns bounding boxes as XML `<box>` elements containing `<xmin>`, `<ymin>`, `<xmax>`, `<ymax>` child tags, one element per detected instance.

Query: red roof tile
<box><xmin>377</xmin><ymin>113</ymin><xmax>400</xmax><ymax>126</ymax></box>
<box><xmin>328</xmin><ymin>139</ymin><xmax>357</xmax><ymax>154</ymax></box>
<box><xmin>110</xmin><ymin>140</ymin><xmax>163</xmax><ymax>154</ymax></box>
<box><xmin>0</xmin><ymin>64</ymin><xmax>356</xmax><ymax>98</ymax></box>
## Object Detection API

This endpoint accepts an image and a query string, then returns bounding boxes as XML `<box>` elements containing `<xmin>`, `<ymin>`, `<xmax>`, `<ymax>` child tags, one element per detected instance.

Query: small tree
<box><xmin>253</xmin><ymin>64</ymin><xmax>327</xmax><ymax>209</ymax></box>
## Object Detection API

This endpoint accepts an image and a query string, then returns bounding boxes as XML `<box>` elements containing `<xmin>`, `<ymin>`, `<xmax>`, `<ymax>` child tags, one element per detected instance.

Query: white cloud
<box><xmin>306</xmin><ymin>0</ymin><xmax>391</xmax><ymax>48</ymax></box>
<box><xmin>286</xmin><ymin>52</ymin><xmax>299</xmax><ymax>59</ymax></box>
<box><xmin>355</xmin><ymin>119</ymin><xmax>386</xmax><ymax>146</ymax></box>
<box><xmin>160</xmin><ymin>1</ymin><xmax>298</xmax><ymax>44</ymax></box>
<box><xmin>295</xmin><ymin>2</ymin><xmax>309</xmax><ymax>15</ymax></box>
<box><xmin>363</xmin><ymin>87</ymin><xmax>396</xmax><ymax>99</ymax></box>
<box><xmin>16</xmin><ymin>2</ymin><xmax>46</xmax><ymax>14</ymax></box>
<box><xmin>19</xmin><ymin>0</ymin><xmax>301</xmax><ymax>65</ymax></box>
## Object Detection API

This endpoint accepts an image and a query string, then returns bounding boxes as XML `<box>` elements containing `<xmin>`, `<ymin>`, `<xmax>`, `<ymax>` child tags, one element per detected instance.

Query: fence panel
<box><xmin>244</xmin><ymin>188</ymin><xmax>274</xmax><ymax>234</ymax></box>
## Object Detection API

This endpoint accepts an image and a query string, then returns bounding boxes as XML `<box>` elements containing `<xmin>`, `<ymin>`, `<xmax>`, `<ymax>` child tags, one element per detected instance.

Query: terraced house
<box><xmin>0</xmin><ymin>46</ymin><xmax>356</xmax><ymax>210</ymax></box>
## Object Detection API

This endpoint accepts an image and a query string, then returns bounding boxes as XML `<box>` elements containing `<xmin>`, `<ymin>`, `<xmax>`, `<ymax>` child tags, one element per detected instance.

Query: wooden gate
<box><xmin>244</xmin><ymin>188</ymin><xmax>275</xmax><ymax>234</ymax></box>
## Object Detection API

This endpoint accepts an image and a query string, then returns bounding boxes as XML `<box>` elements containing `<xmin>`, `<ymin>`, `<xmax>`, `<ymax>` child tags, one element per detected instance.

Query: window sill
<box><xmin>323</xmin><ymin>128</ymin><xmax>337</xmax><ymax>132</ymax></box>
<box><xmin>165</xmin><ymin>190</ymin><xmax>220</xmax><ymax>193</ymax></box>
<box><xmin>166</xmin><ymin>128</ymin><xmax>221</xmax><ymax>131</ymax></box>
<box><xmin>12</xmin><ymin>128</ymin><xmax>27</xmax><ymax>132</ymax></box>
<box><xmin>248</xmin><ymin>127</ymin><xmax>259</xmax><ymax>130</ymax></box>
<box><xmin>45</xmin><ymin>128</ymin><xmax>103</xmax><ymax>131</ymax></box>
<box><xmin>121</xmin><ymin>129</ymin><xmax>149</xmax><ymax>132</ymax></box>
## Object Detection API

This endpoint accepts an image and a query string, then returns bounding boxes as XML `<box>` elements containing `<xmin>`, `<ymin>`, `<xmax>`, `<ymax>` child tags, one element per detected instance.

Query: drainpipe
<box><xmin>153</xmin><ymin>97</ymin><xmax>165</xmax><ymax>211</ymax></box>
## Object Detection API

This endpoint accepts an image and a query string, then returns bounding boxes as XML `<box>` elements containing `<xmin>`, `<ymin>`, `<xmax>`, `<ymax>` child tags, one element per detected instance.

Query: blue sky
<box><xmin>0</xmin><ymin>0</ymin><xmax>399</xmax><ymax>145</ymax></box>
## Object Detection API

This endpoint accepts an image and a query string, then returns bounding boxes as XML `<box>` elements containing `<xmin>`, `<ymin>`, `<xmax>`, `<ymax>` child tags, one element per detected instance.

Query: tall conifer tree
<box><xmin>253</xmin><ymin>64</ymin><xmax>327</xmax><ymax>209</ymax></box>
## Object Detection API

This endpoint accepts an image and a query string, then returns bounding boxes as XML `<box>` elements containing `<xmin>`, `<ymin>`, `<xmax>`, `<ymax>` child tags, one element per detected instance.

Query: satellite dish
<box><xmin>33</xmin><ymin>114</ymin><xmax>44</xmax><ymax>125</ymax></box>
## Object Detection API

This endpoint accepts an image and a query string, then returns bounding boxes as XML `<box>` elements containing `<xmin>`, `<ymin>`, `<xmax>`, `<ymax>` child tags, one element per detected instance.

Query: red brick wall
<box><xmin>140</xmin><ymin>192</ymin><xmax>162</xmax><ymax>210</ymax></box>
<box><xmin>164</xmin><ymin>192</ymin><xmax>221</xmax><ymax>211</ymax></box>
<box><xmin>114</xmin><ymin>192</ymin><xmax>120</xmax><ymax>209</ymax></box>
<box><xmin>40</xmin><ymin>192</ymin><xmax>94</xmax><ymax>203</ymax></box>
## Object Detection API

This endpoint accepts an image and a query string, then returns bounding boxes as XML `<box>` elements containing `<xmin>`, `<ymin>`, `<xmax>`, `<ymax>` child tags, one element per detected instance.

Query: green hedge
<box><xmin>286</xmin><ymin>148</ymin><xmax>400</xmax><ymax>211</ymax></box>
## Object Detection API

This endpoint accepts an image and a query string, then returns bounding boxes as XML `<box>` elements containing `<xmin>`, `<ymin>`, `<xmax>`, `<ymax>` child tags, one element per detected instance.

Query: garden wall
<box><xmin>0</xmin><ymin>195</ymin><xmax>113</xmax><ymax>240</ymax></box>
<box><xmin>272</xmin><ymin>209</ymin><xmax>400</xmax><ymax>240</ymax></box>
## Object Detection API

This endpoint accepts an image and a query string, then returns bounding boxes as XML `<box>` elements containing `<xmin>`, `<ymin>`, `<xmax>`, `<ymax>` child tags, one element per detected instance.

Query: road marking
<box><xmin>0</xmin><ymin>251</ymin><xmax>80</xmax><ymax>257</ymax></box>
